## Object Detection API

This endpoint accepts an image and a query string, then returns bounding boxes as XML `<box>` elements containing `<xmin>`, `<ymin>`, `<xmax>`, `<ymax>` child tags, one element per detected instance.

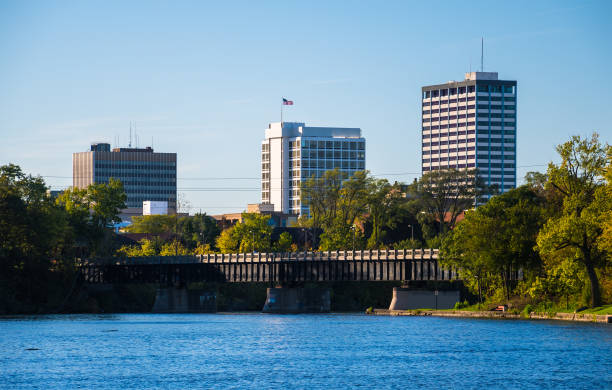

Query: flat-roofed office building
<box><xmin>421</xmin><ymin>71</ymin><xmax>517</xmax><ymax>194</ymax></box>
<box><xmin>261</xmin><ymin>122</ymin><xmax>365</xmax><ymax>215</ymax></box>
<box><xmin>73</xmin><ymin>143</ymin><xmax>177</xmax><ymax>219</ymax></box>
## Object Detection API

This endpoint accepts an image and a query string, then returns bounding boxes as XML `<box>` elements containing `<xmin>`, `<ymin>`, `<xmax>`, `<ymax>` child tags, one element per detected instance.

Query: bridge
<box><xmin>79</xmin><ymin>249</ymin><xmax>508</xmax><ymax>313</ymax></box>
<box><xmin>79</xmin><ymin>249</ymin><xmax>459</xmax><ymax>285</ymax></box>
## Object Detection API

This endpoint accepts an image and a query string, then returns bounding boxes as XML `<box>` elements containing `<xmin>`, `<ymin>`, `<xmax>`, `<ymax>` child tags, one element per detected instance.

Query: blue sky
<box><xmin>1</xmin><ymin>0</ymin><xmax>610</xmax><ymax>214</ymax></box>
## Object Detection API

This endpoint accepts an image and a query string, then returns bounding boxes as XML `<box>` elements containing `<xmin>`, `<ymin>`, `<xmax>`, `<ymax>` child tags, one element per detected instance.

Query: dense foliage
<box><xmin>1</xmin><ymin>133</ymin><xmax>609</xmax><ymax>312</ymax></box>
<box><xmin>441</xmin><ymin>133</ymin><xmax>611</xmax><ymax>308</ymax></box>
<box><xmin>0</xmin><ymin>164</ymin><xmax>126</xmax><ymax>313</ymax></box>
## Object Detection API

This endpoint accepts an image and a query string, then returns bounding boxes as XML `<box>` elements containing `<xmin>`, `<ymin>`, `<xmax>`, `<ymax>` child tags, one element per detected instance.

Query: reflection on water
<box><xmin>1</xmin><ymin>314</ymin><xmax>611</xmax><ymax>389</ymax></box>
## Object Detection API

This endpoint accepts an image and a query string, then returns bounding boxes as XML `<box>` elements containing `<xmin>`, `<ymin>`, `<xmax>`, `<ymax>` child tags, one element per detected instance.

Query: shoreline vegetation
<box><xmin>368</xmin><ymin>307</ymin><xmax>612</xmax><ymax>324</ymax></box>
<box><xmin>1</xmin><ymin>134</ymin><xmax>610</xmax><ymax>315</ymax></box>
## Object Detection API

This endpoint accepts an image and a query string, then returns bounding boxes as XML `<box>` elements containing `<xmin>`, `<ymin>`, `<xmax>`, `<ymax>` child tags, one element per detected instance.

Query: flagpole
<box><xmin>280</xmin><ymin>98</ymin><xmax>283</xmax><ymax>125</ymax></box>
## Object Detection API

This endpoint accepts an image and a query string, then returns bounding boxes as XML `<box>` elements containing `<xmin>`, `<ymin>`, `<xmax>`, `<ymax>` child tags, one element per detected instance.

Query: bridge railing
<box><xmin>83</xmin><ymin>249</ymin><xmax>440</xmax><ymax>265</ymax></box>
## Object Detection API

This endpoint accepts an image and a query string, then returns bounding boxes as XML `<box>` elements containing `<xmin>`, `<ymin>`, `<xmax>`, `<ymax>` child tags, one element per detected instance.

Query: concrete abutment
<box><xmin>388</xmin><ymin>287</ymin><xmax>460</xmax><ymax>310</ymax></box>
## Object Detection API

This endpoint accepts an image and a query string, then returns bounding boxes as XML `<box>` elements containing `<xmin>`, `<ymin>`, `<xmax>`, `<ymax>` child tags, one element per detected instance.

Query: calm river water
<box><xmin>0</xmin><ymin>313</ymin><xmax>611</xmax><ymax>389</ymax></box>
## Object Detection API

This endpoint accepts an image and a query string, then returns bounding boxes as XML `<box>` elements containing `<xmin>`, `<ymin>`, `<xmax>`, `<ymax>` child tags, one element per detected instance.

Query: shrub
<box><xmin>453</xmin><ymin>300</ymin><xmax>469</xmax><ymax>310</ymax></box>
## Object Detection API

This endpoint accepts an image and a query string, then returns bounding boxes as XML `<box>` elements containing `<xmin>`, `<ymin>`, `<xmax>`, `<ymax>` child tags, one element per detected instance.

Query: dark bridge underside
<box><xmin>80</xmin><ymin>259</ymin><xmax>460</xmax><ymax>285</ymax></box>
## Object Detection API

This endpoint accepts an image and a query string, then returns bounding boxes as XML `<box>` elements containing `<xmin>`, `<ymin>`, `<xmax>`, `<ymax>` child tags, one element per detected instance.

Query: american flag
<box><xmin>282</xmin><ymin>98</ymin><xmax>293</xmax><ymax>105</ymax></box>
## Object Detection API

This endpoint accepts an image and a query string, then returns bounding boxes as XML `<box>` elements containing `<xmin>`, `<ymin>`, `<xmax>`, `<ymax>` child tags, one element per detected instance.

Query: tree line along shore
<box><xmin>0</xmin><ymin>133</ymin><xmax>610</xmax><ymax>315</ymax></box>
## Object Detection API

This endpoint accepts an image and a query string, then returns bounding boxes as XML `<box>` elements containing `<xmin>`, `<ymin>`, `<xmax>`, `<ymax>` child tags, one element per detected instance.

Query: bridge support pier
<box><xmin>152</xmin><ymin>288</ymin><xmax>217</xmax><ymax>313</ymax></box>
<box><xmin>262</xmin><ymin>287</ymin><xmax>331</xmax><ymax>314</ymax></box>
<box><xmin>389</xmin><ymin>287</ymin><xmax>460</xmax><ymax>310</ymax></box>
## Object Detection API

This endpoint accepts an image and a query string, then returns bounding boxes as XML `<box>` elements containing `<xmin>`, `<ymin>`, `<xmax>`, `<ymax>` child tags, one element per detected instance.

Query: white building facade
<box><xmin>421</xmin><ymin>72</ymin><xmax>517</xmax><ymax>194</ymax></box>
<box><xmin>261</xmin><ymin>122</ymin><xmax>366</xmax><ymax>215</ymax></box>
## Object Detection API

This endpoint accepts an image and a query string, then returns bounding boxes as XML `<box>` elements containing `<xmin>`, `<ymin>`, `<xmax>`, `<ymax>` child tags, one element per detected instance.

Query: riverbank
<box><xmin>369</xmin><ymin>308</ymin><xmax>612</xmax><ymax>324</ymax></box>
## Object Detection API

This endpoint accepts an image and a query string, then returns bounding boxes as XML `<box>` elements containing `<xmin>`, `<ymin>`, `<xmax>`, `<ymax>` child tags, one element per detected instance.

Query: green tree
<box><xmin>128</xmin><ymin>213</ymin><xmax>221</xmax><ymax>251</ymax></box>
<box><xmin>536</xmin><ymin>133</ymin><xmax>610</xmax><ymax>307</ymax></box>
<box><xmin>87</xmin><ymin>178</ymin><xmax>127</xmax><ymax>227</ymax></box>
<box><xmin>441</xmin><ymin>186</ymin><xmax>545</xmax><ymax>301</ymax></box>
<box><xmin>301</xmin><ymin>169</ymin><xmax>370</xmax><ymax>250</ymax></box>
<box><xmin>365</xmin><ymin>179</ymin><xmax>406</xmax><ymax>249</ymax></box>
<box><xmin>215</xmin><ymin>213</ymin><xmax>273</xmax><ymax>253</ymax></box>
<box><xmin>597</xmin><ymin>153</ymin><xmax>612</xmax><ymax>255</ymax></box>
<box><xmin>128</xmin><ymin>215</ymin><xmax>175</xmax><ymax>234</ymax></box>
<box><xmin>274</xmin><ymin>232</ymin><xmax>293</xmax><ymax>252</ymax></box>
<box><xmin>179</xmin><ymin>213</ymin><xmax>221</xmax><ymax>249</ymax></box>
<box><xmin>408</xmin><ymin>168</ymin><xmax>490</xmax><ymax>236</ymax></box>
<box><xmin>160</xmin><ymin>240</ymin><xmax>189</xmax><ymax>256</ymax></box>
<box><xmin>216</xmin><ymin>228</ymin><xmax>240</xmax><ymax>253</ymax></box>
<box><xmin>0</xmin><ymin>164</ymin><xmax>72</xmax><ymax>310</ymax></box>
<box><xmin>117</xmin><ymin>238</ymin><xmax>160</xmax><ymax>257</ymax></box>
<box><xmin>300</xmin><ymin>168</ymin><xmax>347</xmax><ymax>233</ymax></box>
<box><xmin>194</xmin><ymin>243</ymin><xmax>214</xmax><ymax>255</ymax></box>
<box><xmin>527</xmin><ymin>257</ymin><xmax>585</xmax><ymax>307</ymax></box>
<box><xmin>54</xmin><ymin>177</ymin><xmax>126</xmax><ymax>256</ymax></box>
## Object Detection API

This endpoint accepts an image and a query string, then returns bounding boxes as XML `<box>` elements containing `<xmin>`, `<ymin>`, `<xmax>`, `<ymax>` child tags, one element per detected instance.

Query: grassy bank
<box><xmin>369</xmin><ymin>308</ymin><xmax>612</xmax><ymax>324</ymax></box>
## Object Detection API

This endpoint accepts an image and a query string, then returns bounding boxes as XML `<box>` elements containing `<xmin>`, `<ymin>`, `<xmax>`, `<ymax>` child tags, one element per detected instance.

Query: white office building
<box><xmin>421</xmin><ymin>72</ymin><xmax>517</xmax><ymax>195</ymax></box>
<box><xmin>261</xmin><ymin>122</ymin><xmax>366</xmax><ymax>215</ymax></box>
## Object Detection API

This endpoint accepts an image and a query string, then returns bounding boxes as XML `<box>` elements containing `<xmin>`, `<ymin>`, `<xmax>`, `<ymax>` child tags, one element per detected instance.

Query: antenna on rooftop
<box><xmin>129</xmin><ymin>122</ymin><xmax>132</xmax><ymax>148</ymax></box>
<box><xmin>481</xmin><ymin>37</ymin><xmax>484</xmax><ymax>72</ymax></box>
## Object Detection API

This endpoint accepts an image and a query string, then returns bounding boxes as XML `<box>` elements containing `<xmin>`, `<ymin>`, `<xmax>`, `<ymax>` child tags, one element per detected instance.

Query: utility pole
<box><xmin>251</xmin><ymin>229</ymin><xmax>255</xmax><ymax>253</ymax></box>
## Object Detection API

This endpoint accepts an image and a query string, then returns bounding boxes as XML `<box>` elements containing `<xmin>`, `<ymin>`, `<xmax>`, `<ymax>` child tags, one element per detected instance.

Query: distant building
<box><xmin>261</xmin><ymin>122</ymin><xmax>366</xmax><ymax>215</ymax></box>
<box><xmin>73</xmin><ymin>143</ymin><xmax>177</xmax><ymax>220</ymax></box>
<box><xmin>143</xmin><ymin>200</ymin><xmax>169</xmax><ymax>216</ymax></box>
<box><xmin>247</xmin><ymin>203</ymin><xmax>275</xmax><ymax>214</ymax></box>
<box><xmin>212</xmin><ymin>203</ymin><xmax>298</xmax><ymax>230</ymax></box>
<box><xmin>46</xmin><ymin>189</ymin><xmax>63</xmax><ymax>199</ymax></box>
<box><xmin>421</xmin><ymin>72</ymin><xmax>517</xmax><ymax>195</ymax></box>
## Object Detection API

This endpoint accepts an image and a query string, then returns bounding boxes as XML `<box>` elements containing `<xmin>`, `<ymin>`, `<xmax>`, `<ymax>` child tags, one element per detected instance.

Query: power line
<box><xmin>37</xmin><ymin>164</ymin><xmax>549</xmax><ymax>181</ymax></box>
